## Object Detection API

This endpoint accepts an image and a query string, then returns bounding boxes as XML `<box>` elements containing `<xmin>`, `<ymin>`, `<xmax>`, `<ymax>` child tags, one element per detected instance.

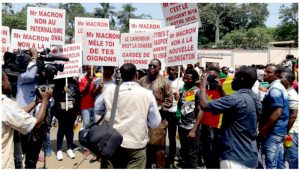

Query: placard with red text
<box><xmin>75</xmin><ymin>17</ymin><xmax>109</xmax><ymax>43</ymax></box>
<box><xmin>153</xmin><ymin>26</ymin><xmax>175</xmax><ymax>62</ymax></box>
<box><xmin>161</xmin><ymin>3</ymin><xmax>201</xmax><ymax>28</ymax></box>
<box><xmin>121</xmin><ymin>32</ymin><xmax>154</xmax><ymax>69</ymax></box>
<box><xmin>82</xmin><ymin>29</ymin><xmax>120</xmax><ymax>66</ymax></box>
<box><xmin>1</xmin><ymin>26</ymin><xmax>10</xmax><ymax>64</ymax></box>
<box><xmin>51</xmin><ymin>44</ymin><xmax>82</xmax><ymax>79</ymax></box>
<box><xmin>166</xmin><ymin>22</ymin><xmax>198</xmax><ymax>67</ymax></box>
<box><xmin>11</xmin><ymin>29</ymin><xmax>51</xmax><ymax>52</ymax></box>
<box><xmin>129</xmin><ymin>19</ymin><xmax>162</xmax><ymax>33</ymax></box>
<box><xmin>27</xmin><ymin>7</ymin><xmax>66</xmax><ymax>46</ymax></box>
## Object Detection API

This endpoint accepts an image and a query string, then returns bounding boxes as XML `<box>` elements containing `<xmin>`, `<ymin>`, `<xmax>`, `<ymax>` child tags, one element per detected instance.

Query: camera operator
<box><xmin>13</xmin><ymin>48</ymin><xmax>39</xmax><ymax>169</ymax></box>
<box><xmin>2</xmin><ymin>71</ymin><xmax>53</xmax><ymax>169</ymax></box>
<box><xmin>14</xmin><ymin>48</ymin><xmax>53</xmax><ymax>168</ymax></box>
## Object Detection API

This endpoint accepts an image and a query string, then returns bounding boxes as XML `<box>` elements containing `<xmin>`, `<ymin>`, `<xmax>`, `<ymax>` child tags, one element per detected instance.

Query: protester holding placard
<box><xmin>165</xmin><ymin>66</ymin><xmax>184</xmax><ymax>168</ymax></box>
<box><xmin>51</xmin><ymin>77</ymin><xmax>81</xmax><ymax>161</ymax></box>
<box><xmin>139</xmin><ymin>59</ymin><xmax>173</xmax><ymax>168</ymax></box>
<box><xmin>78</xmin><ymin>66</ymin><xmax>98</xmax><ymax>128</ymax></box>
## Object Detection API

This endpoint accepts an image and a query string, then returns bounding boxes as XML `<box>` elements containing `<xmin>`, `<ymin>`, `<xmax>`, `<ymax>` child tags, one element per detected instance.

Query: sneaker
<box><xmin>66</xmin><ymin>149</ymin><xmax>75</xmax><ymax>159</ymax></box>
<box><xmin>56</xmin><ymin>150</ymin><xmax>63</xmax><ymax>161</ymax></box>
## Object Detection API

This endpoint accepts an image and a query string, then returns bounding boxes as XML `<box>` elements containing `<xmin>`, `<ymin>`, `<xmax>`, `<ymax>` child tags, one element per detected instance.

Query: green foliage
<box><xmin>273</xmin><ymin>3</ymin><xmax>298</xmax><ymax>47</ymax></box>
<box><xmin>94</xmin><ymin>3</ymin><xmax>116</xmax><ymax>29</ymax></box>
<box><xmin>58</xmin><ymin>3</ymin><xmax>91</xmax><ymax>43</ymax></box>
<box><xmin>219</xmin><ymin>27</ymin><xmax>273</xmax><ymax>49</ymax></box>
<box><xmin>116</xmin><ymin>3</ymin><xmax>137</xmax><ymax>33</ymax></box>
<box><xmin>2</xmin><ymin>11</ymin><xmax>27</xmax><ymax>30</ymax></box>
<box><xmin>116</xmin><ymin>3</ymin><xmax>153</xmax><ymax>33</ymax></box>
<box><xmin>198</xmin><ymin>3</ymin><xmax>269</xmax><ymax>47</ymax></box>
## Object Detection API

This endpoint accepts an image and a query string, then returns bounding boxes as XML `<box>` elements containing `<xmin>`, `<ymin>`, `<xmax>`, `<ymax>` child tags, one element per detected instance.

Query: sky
<box><xmin>9</xmin><ymin>3</ymin><xmax>291</xmax><ymax>28</ymax></box>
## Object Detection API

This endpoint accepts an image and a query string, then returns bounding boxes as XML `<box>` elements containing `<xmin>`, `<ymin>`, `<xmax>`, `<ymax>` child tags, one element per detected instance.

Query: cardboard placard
<box><xmin>75</xmin><ymin>17</ymin><xmax>109</xmax><ymax>43</ymax></box>
<box><xmin>1</xmin><ymin>26</ymin><xmax>10</xmax><ymax>64</ymax></box>
<box><xmin>11</xmin><ymin>29</ymin><xmax>51</xmax><ymax>52</ymax></box>
<box><xmin>161</xmin><ymin>3</ymin><xmax>201</xmax><ymax>28</ymax></box>
<box><xmin>51</xmin><ymin>43</ymin><xmax>82</xmax><ymax>79</ymax></box>
<box><xmin>129</xmin><ymin>19</ymin><xmax>162</xmax><ymax>33</ymax></box>
<box><xmin>121</xmin><ymin>32</ymin><xmax>154</xmax><ymax>69</ymax></box>
<box><xmin>82</xmin><ymin>29</ymin><xmax>120</xmax><ymax>66</ymax></box>
<box><xmin>27</xmin><ymin>7</ymin><xmax>66</xmax><ymax>46</ymax></box>
<box><xmin>166</xmin><ymin>22</ymin><xmax>199</xmax><ymax>67</ymax></box>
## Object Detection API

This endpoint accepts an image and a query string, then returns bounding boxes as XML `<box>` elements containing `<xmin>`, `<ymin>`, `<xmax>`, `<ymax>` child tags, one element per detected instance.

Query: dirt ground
<box><xmin>36</xmin><ymin>122</ymin><xmax>100</xmax><ymax>169</ymax></box>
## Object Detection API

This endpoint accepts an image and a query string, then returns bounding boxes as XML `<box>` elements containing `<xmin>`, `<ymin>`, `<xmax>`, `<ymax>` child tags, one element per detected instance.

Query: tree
<box><xmin>117</xmin><ymin>3</ymin><xmax>137</xmax><ymax>33</ymax></box>
<box><xmin>219</xmin><ymin>27</ymin><xmax>273</xmax><ymax>49</ymax></box>
<box><xmin>2</xmin><ymin>3</ymin><xmax>14</xmax><ymax>15</ymax></box>
<box><xmin>2</xmin><ymin>3</ymin><xmax>50</xmax><ymax>31</ymax></box>
<box><xmin>278</xmin><ymin>3</ymin><xmax>298</xmax><ymax>25</ymax></box>
<box><xmin>231</xmin><ymin>3</ymin><xmax>269</xmax><ymax>30</ymax></box>
<box><xmin>116</xmin><ymin>3</ymin><xmax>152</xmax><ymax>33</ymax></box>
<box><xmin>273</xmin><ymin>3</ymin><xmax>298</xmax><ymax>47</ymax></box>
<box><xmin>245</xmin><ymin>27</ymin><xmax>272</xmax><ymax>49</ymax></box>
<box><xmin>59</xmin><ymin>3</ymin><xmax>91</xmax><ymax>43</ymax></box>
<box><xmin>94</xmin><ymin>3</ymin><xmax>116</xmax><ymax>30</ymax></box>
<box><xmin>198</xmin><ymin>3</ymin><xmax>236</xmax><ymax>45</ymax></box>
<box><xmin>198</xmin><ymin>3</ymin><xmax>269</xmax><ymax>47</ymax></box>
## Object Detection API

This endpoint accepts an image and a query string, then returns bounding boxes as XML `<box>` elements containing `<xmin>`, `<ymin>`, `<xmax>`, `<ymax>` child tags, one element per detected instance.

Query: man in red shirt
<box><xmin>199</xmin><ymin>66</ymin><xmax>226</xmax><ymax>168</ymax></box>
<box><xmin>78</xmin><ymin>65</ymin><xmax>97</xmax><ymax>128</ymax></box>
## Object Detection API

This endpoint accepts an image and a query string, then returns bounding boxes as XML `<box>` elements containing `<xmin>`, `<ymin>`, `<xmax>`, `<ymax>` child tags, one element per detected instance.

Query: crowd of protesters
<box><xmin>2</xmin><ymin>48</ymin><xmax>299</xmax><ymax>169</ymax></box>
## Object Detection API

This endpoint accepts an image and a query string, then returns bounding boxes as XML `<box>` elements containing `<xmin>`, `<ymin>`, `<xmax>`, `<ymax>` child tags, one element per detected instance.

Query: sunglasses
<box><xmin>148</xmin><ymin>64</ymin><xmax>158</xmax><ymax>68</ymax></box>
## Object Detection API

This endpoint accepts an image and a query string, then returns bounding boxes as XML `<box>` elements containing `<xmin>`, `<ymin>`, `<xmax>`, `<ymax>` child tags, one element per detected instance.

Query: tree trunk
<box><xmin>215</xmin><ymin>17</ymin><xmax>220</xmax><ymax>45</ymax></box>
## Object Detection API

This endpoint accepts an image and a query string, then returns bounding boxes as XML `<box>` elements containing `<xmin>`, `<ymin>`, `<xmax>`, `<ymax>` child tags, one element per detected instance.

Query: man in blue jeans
<box><xmin>280</xmin><ymin>70</ymin><xmax>298</xmax><ymax>169</ymax></box>
<box><xmin>78</xmin><ymin>66</ymin><xmax>98</xmax><ymax>128</ymax></box>
<box><xmin>259</xmin><ymin>65</ymin><xmax>289</xmax><ymax>169</ymax></box>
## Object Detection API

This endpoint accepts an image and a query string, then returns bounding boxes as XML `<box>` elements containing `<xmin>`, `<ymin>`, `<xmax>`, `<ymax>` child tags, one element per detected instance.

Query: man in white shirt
<box><xmin>95</xmin><ymin>63</ymin><xmax>161</xmax><ymax>168</ymax></box>
<box><xmin>1</xmin><ymin>71</ymin><xmax>53</xmax><ymax>169</ymax></box>
<box><xmin>280</xmin><ymin>70</ymin><xmax>298</xmax><ymax>169</ymax></box>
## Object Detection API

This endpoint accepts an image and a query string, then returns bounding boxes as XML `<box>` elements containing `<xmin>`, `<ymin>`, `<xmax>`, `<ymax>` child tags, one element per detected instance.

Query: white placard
<box><xmin>166</xmin><ymin>22</ymin><xmax>199</xmax><ymax>67</ymax></box>
<box><xmin>82</xmin><ymin>29</ymin><xmax>120</xmax><ymax>66</ymax></box>
<box><xmin>129</xmin><ymin>19</ymin><xmax>162</xmax><ymax>33</ymax></box>
<box><xmin>161</xmin><ymin>3</ymin><xmax>201</xmax><ymax>28</ymax></box>
<box><xmin>27</xmin><ymin>7</ymin><xmax>66</xmax><ymax>46</ymax></box>
<box><xmin>1</xmin><ymin>26</ymin><xmax>10</xmax><ymax>65</ymax></box>
<box><xmin>121</xmin><ymin>32</ymin><xmax>154</xmax><ymax>69</ymax></box>
<box><xmin>153</xmin><ymin>26</ymin><xmax>175</xmax><ymax>61</ymax></box>
<box><xmin>11</xmin><ymin>29</ymin><xmax>51</xmax><ymax>52</ymax></box>
<box><xmin>51</xmin><ymin>43</ymin><xmax>82</xmax><ymax>79</ymax></box>
<box><xmin>75</xmin><ymin>17</ymin><xmax>109</xmax><ymax>43</ymax></box>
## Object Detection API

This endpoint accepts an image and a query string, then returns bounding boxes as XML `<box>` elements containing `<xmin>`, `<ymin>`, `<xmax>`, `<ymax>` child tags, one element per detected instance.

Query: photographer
<box><xmin>13</xmin><ymin>48</ymin><xmax>43</xmax><ymax>168</ymax></box>
<box><xmin>2</xmin><ymin>71</ymin><xmax>53</xmax><ymax>169</ymax></box>
<box><xmin>14</xmin><ymin>48</ymin><xmax>53</xmax><ymax>168</ymax></box>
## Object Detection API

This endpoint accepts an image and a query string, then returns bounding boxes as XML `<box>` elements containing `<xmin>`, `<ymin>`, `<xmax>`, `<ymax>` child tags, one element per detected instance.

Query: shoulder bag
<box><xmin>79</xmin><ymin>83</ymin><xmax>123</xmax><ymax>159</ymax></box>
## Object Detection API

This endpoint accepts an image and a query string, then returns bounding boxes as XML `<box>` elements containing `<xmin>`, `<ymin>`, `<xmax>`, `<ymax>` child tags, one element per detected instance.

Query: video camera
<box><xmin>3</xmin><ymin>48</ymin><xmax>69</xmax><ymax>79</ymax></box>
<box><xmin>207</xmin><ymin>74</ymin><xmax>218</xmax><ymax>90</ymax></box>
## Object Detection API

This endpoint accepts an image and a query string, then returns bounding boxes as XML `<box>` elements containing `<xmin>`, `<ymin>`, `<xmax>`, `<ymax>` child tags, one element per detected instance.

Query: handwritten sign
<box><xmin>51</xmin><ymin>44</ymin><xmax>82</xmax><ymax>79</ymax></box>
<box><xmin>166</xmin><ymin>22</ymin><xmax>199</xmax><ymax>67</ymax></box>
<box><xmin>82</xmin><ymin>29</ymin><xmax>120</xmax><ymax>66</ymax></box>
<box><xmin>129</xmin><ymin>19</ymin><xmax>162</xmax><ymax>33</ymax></box>
<box><xmin>161</xmin><ymin>3</ymin><xmax>201</xmax><ymax>28</ymax></box>
<box><xmin>1</xmin><ymin>26</ymin><xmax>10</xmax><ymax>64</ymax></box>
<box><xmin>27</xmin><ymin>7</ymin><xmax>65</xmax><ymax>45</ymax></box>
<box><xmin>121</xmin><ymin>33</ymin><xmax>154</xmax><ymax>69</ymax></box>
<box><xmin>153</xmin><ymin>26</ymin><xmax>175</xmax><ymax>61</ymax></box>
<box><xmin>11</xmin><ymin>29</ymin><xmax>51</xmax><ymax>52</ymax></box>
<box><xmin>75</xmin><ymin>17</ymin><xmax>109</xmax><ymax>43</ymax></box>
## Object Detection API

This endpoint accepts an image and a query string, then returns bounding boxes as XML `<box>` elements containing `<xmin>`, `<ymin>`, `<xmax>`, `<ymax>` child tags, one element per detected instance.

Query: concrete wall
<box><xmin>197</xmin><ymin>47</ymin><xmax>298</xmax><ymax>69</ymax></box>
